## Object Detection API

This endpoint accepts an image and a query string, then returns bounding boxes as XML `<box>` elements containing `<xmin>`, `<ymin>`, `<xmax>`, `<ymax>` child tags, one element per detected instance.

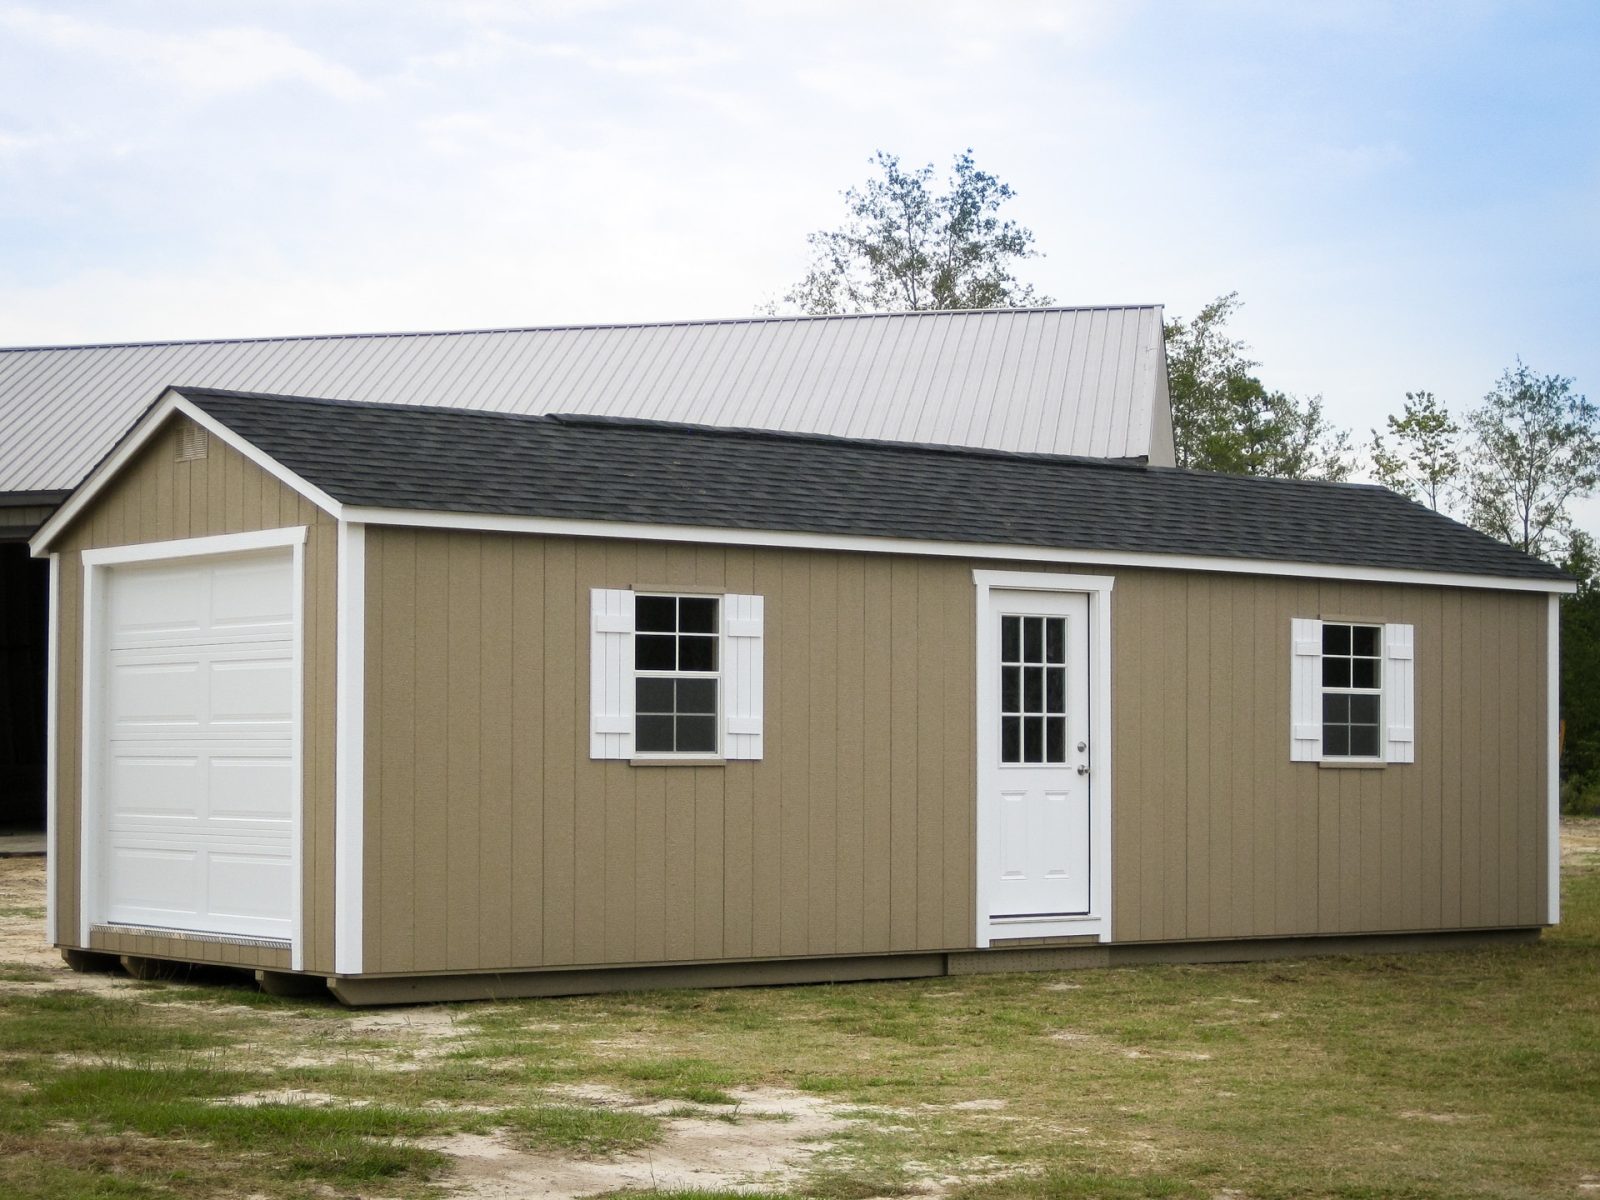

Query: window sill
<box><xmin>628</xmin><ymin>757</ymin><xmax>727</xmax><ymax>768</ymax></box>
<box><xmin>1317</xmin><ymin>758</ymin><xmax>1387</xmax><ymax>770</ymax></box>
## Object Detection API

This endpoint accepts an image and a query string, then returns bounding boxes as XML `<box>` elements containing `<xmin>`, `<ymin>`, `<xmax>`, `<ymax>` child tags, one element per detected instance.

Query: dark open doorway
<box><xmin>0</xmin><ymin>542</ymin><xmax>47</xmax><ymax>832</ymax></box>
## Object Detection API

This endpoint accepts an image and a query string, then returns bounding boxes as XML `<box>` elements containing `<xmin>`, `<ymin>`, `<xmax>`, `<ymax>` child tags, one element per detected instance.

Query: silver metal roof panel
<box><xmin>0</xmin><ymin>306</ymin><xmax>1171</xmax><ymax>495</ymax></box>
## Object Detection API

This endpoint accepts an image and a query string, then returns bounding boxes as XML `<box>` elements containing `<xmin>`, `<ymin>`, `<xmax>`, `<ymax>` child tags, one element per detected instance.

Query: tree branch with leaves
<box><xmin>1369</xmin><ymin>391</ymin><xmax>1461</xmax><ymax>511</ymax></box>
<box><xmin>781</xmin><ymin>150</ymin><xmax>1051</xmax><ymax>315</ymax></box>
<box><xmin>1163</xmin><ymin>293</ymin><xmax>1352</xmax><ymax>480</ymax></box>
<box><xmin>1465</xmin><ymin>362</ymin><xmax>1600</xmax><ymax>559</ymax></box>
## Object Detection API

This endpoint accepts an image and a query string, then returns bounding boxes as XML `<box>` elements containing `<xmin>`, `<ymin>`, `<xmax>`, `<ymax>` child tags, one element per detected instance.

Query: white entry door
<box><xmin>983</xmin><ymin>589</ymin><xmax>1091</xmax><ymax>919</ymax></box>
<box><xmin>96</xmin><ymin>549</ymin><xmax>298</xmax><ymax>941</ymax></box>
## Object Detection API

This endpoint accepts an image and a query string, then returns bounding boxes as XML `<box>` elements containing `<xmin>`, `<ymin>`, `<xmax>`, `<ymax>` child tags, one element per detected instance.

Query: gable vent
<box><xmin>177</xmin><ymin>422</ymin><xmax>209</xmax><ymax>462</ymax></box>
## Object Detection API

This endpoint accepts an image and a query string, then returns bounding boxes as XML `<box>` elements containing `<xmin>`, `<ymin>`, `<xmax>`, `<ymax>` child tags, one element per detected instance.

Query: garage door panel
<box><xmin>108</xmin><ymin>658</ymin><xmax>204</xmax><ymax>732</ymax></box>
<box><xmin>209</xmin><ymin>559</ymin><xmax>295</xmax><ymax>635</ymax></box>
<box><xmin>97</xmin><ymin>547</ymin><xmax>297</xmax><ymax>945</ymax></box>
<box><xmin>106</xmin><ymin>567</ymin><xmax>207</xmax><ymax>645</ymax></box>
<box><xmin>106</xmin><ymin>753</ymin><xmax>204</xmax><ymax>822</ymax></box>
<box><xmin>208</xmin><ymin>754</ymin><xmax>294</xmax><ymax>823</ymax></box>
<box><xmin>105</xmin><ymin>842</ymin><xmax>202</xmax><ymax>925</ymax></box>
<box><xmin>207</xmin><ymin>851</ymin><xmax>294</xmax><ymax>930</ymax></box>
<box><xmin>209</xmin><ymin>655</ymin><xmax>294</xmax><ymax>730</ymax></box>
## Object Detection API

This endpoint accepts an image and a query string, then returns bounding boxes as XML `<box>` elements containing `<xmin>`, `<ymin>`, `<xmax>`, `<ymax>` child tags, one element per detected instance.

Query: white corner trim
<box><xmin>30</xmin><ymin>390</ymin><xmax>342</xmax><ymax>555</ymax></box>
<box><xmin>340</xmin><ymin>505</ymin><xmax>1575</xmax><ymax>596</ymax></box>
<box><xmin>44</xmin><ymin>554</ymin><xmax>59</xmax><ymax>945</ymax></box>
<box><xmin>81</xmin><ymin>524</ymin><xmax>307</xmax><ymax>567</ymax></box>
<box><xmin>1548</xmin><ymin>593</ymin><xmax>1561</xmax><ymax>926</ymax></box>
<box><xmin>971</xmin><ymin>569</ymin><xmax>1115</xmax><ymax>948</ymax></box>
<box><xmin>334</xmin><ymin>521</ymin><xmax>366</xmax><ymax>974</ymax></box>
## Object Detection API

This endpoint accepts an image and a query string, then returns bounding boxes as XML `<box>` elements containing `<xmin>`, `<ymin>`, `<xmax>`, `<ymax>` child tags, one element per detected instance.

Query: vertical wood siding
<box><xmin>362</xmin><ymin>529</ymin><xmax>979</xmax><ymax>973</ymax></box>
<box><xmin>1107</xmin><ymin>570</ymin><xmax>1550</xmax><ymax>942</ymax></box>
<box><xmin>51</xmin><ymin>420</ymin><xmax>338</xmax><ymax>971</ymax></box>
<box><xmin>363</xmin><ymin>532</ymin><xmax>1550</xmax><ymax>974</ymax></box>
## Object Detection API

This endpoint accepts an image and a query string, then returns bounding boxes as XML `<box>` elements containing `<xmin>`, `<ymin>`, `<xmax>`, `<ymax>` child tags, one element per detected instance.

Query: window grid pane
<box><xmin>1320</xmin><ymin>622</ymin><xmax>1382</xmax><ymax>758</ymax></box>
<box><xmin>635</xmin><ymin>595</ymin><xmax>720</xmax><ymax>754</ymax></box>
<box><xmin>1000</xmin><ymin>614</ymin><xmax>1068</xmax><ymax>765</ymax></box>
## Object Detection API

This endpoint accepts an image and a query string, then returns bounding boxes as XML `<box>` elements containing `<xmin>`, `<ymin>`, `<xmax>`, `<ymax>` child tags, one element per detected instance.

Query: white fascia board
<box><xmin>334</xmin><ymin>521</ymin><xmax>366</xmax><ymax>974</ymax></box>
<box><xmin>1548</xmin><ymin>594</ymin><xmax>1561</xmax><ymax>926</ymax></box>
<box><xmin>29</xmin><ymin>389</ymin><xmax>342</xmax><ymax>555</ymax></box>
<box><xmin>341</xmin><ymin>505</ymin><xmax>1577</xmax><ymax>596</ymax></box>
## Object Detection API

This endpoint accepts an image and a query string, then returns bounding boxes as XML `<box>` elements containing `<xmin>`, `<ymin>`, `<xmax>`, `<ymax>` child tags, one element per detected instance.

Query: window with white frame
<box><xmin>590</xmin><ymin>588</ymin><xmax>765</xmax><ymax>761</ymax></box>
<box><xmin>1290</xmin><ymin>617</ymin><xmax>1414</xmax><ymax>764</ymax></box>
<box><xmin>1320</xmin><ymin>622</ymin><xmax>1382</xmax><ymax>758</ymax></box>
<box><xmin>634</xmin><ymin>594</ymin><xmax>720</xmax><ymax>754</ymax></box>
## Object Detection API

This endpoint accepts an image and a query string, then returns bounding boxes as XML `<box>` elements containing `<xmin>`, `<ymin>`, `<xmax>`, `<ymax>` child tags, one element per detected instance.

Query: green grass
<box><xmin>617</xmin><ymin>1056</ymin><xmax>740</xmax><ymax>1103</ymax></box>
<box><xmin>0</xmin><ymin>830</ymin><xmax>1596</xmax><ymax>1198</ymax></box>
<box><xmin>955</xmin><ymin>1170</ymin><xmax>1203</xmax><ymax>1198</ymax></box>
<box><xmin>0</xmin><ymin>991</ymin><xmax>233</xmax><ymax>1055</ymax></box>
<box><xmin>499</xmin><ymin>1103</ymin><xmax>662</xmax><ymax>1155</ymax></box>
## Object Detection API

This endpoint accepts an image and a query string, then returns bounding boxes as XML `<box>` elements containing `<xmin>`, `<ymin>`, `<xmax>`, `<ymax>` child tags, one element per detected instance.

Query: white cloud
<box><xmin>0</xmin><ymin>5</ymin><xmax>378</xmax><ymax>100</ymax></box>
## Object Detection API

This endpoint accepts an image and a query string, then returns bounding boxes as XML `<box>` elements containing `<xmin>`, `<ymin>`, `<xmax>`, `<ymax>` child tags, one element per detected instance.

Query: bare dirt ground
<box><xmin>1562</xmin><ymin>816</ymin><xmax>1600</xmax><ymax>870</ymax></box>
<box><xmin>423</xmin><ymin>1087</ymin><xmax>853</xmax><ymax>1199</ymax></box>
<box><xmin>0</xmin><ymin>855</ymin><xmax>59</xmax><ymax>973</ymax></box>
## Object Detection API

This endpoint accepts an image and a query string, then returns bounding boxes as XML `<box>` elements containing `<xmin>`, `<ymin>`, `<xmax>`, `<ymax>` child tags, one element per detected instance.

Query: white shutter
<box><xmin>1384</xmin><ymin>622</ymin><xmax>1415</xmax><ymax>764</ymax></box>
<box><xmin>722</xmin><ymin>593</ymin><xmax>764</xmax><ymax>760</ymax></box>
<box><xmin>590</xmin><ymin>588</ymin><xmax>635</xmax><ymax>759</ymax></box>
<box><xmin>1290</xmin><ymin>617</ymin><xmax>1323</xmax><ymax>762</ymax></box>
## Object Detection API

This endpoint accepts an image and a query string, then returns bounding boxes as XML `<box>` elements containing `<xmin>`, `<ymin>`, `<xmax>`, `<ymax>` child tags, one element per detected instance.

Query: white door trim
<box><xmin>78</xmin><ymin>527</ymin><xmax>308</xmax><ymax>966</ymax></box>
<box><xmin>973</xmin><ymin>569</ymin><xmax>1114</xmax><ymax>946</ymax></box>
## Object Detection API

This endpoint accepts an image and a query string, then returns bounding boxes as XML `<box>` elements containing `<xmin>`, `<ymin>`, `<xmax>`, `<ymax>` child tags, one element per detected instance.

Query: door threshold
<box><xmin>981</xmin><ymin>912</ymin><xmax>1108</xmax><ymax>945</ymax></box>
<box><xmin>991</xmin><ymin>912</ymin><xmax>1093</xmax><ymax>923</ymax></box>
<box><xmin>93</xmin><ymin>923</ymin><xmax>290</xmax><ymax>951</ymax></box>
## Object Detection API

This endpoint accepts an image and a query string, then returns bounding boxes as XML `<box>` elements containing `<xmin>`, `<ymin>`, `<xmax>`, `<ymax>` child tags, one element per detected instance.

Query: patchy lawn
<box><xmin>0</xmin><ymin>824</ymin><xmax>1596</xmax><ymax>1199</ymax></box>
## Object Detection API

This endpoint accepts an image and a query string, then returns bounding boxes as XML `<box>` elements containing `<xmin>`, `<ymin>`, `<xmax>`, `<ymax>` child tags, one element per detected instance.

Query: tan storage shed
<box><xmin>30</xmin><ymin>386</ymin><xmax>1573</xmax><ymax>1004</ymax></box>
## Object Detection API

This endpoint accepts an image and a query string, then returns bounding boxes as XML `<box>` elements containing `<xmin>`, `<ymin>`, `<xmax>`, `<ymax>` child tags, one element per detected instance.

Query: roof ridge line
<box><xmin>178</xmin><ymin>386</ymin><xmax>1158</xmax><ymax>474</ymax></box>
<box><xmin>182</xmin><ymin>386</ymin><xmax>1402</xmax><ymax>490</ymax></box>
<box><xmin>0</xmin><ymin>303</ymin><xmax>1165</xmax><ymax>354</ymax></box>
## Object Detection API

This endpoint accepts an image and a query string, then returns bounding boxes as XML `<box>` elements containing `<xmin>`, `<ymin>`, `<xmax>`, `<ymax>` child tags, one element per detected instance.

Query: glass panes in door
<box><xmin>1000</xmin><ymin>614</ymin><xmax>1067</xmax><ymax>764</ymax></box>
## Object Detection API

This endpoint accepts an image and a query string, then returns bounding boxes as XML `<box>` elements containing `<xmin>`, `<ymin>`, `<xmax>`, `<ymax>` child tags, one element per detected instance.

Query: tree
<box><xmin>1465</xmin><ymin>362</ymin><xmax>1600</xmax><ymax>560</ymax></box>
<box><xmin>1164</xmin><ymin>293</ymin><xmax>1352</xmax><ymax>480</ymax></box>
<box><xmin>782</xmin><ymin>150</ymin><xmax>1051</xmax><ymax>314</ymax></box>
<box><xmin>1560</xmin><ymin>529</ymin><xmax>1600</xmax><ymax>812</ymax></box>
<box><xmin>1369</xmin><ymin>391</ymin><xmax>1461</xmax><ymax>510</ymax></box>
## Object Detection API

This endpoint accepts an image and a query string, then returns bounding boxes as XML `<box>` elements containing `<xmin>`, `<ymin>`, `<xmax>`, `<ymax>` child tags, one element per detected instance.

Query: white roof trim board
<box><xmin>0</xmin><ymin>306</ymin><xmax>1172</xmax><ymax>495</ymax></box>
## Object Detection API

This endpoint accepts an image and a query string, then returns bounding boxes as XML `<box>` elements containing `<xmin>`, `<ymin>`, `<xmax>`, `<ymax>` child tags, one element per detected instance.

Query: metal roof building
<box><xmin>0</xmin><ymin>305</ymin><xmax>1173</xmax><ymax>505</ymax></box>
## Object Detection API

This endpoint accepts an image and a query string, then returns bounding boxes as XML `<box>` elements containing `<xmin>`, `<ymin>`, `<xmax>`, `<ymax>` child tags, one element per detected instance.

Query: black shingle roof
<box><xmin>176</xmin><ymin>387</ymin><xmax>1567</xmax><ymax>583</ymax></box>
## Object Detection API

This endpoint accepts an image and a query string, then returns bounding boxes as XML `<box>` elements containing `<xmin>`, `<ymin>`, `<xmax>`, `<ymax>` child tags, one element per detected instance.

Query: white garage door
<box><xmin>98</xmin><ymin>549</ymin><xmax>297</xmax><ymax>941</ymax></box>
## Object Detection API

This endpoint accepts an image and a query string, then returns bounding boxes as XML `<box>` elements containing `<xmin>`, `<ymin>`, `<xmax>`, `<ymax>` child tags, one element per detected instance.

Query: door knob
<box><xmin>1076</xmin><ymin>764</ymin><xmax>1090</xmax><ymax>776</ymax></box>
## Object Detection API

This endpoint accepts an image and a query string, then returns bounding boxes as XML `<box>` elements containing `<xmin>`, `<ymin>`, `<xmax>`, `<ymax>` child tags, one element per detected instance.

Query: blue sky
<box><xmin>2</xmin><ymin>1</ymin><xmax>1596</xmax><ymax>529</ymax></box>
